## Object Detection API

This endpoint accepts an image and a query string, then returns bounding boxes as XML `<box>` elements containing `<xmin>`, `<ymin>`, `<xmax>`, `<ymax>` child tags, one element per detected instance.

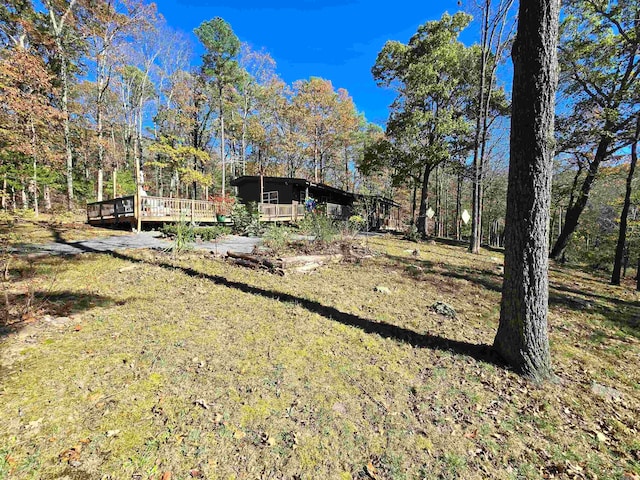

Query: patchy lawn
<box><xmin>1</xmin><ymin>232</ymin><xmax>639</xmax><ymax>479</ymax></box>
<box><xmin>0</xmin><ymin>212</ymin><xmax>131</xmax><ymax>248</ymax></box>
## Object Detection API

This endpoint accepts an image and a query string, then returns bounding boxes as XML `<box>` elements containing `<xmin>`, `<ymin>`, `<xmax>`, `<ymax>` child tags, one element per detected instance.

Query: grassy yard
<box><xmin>1</xmin><ymin>226</ymin><xmax>639</xmax><ymax>479</ymax></box>
<box><xmin>1</xmin><ymin>213</ymin><xmax>131</xmax><ymax>248</ymax></box>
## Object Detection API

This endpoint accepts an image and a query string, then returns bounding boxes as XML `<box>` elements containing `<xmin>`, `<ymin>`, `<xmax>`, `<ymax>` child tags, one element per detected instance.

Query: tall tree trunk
<box><xmin>494</xmin><ymin>0</ymin><xmax>560</xmax><ymax>381</ymax></box>
<box><xmin>220</xmin><ymin>93</ymin><xmax>226</xmax><ymax>198</ymax></box>
<box><xmin>44</xmin><ymin>0</ymin><xmax>76</xmax><ymax>210</ymax></box>
<box><xmin>417</xmin><ymin>163</ymin><xmax>432</xmax><ymax>236</ymax></box>
<box><xmin>96</xmin><ymin>96</ymin><xmax>104</xmax><ymax>202</ymax></box>
<box><xmin>30</xmin><ymin>120</ymin><xmax>38</xmax><ymax>217</ymax></box>
<box><xmin>456</xmin><ymin>169</ymin><xmax>463</xmax><ymax>240</ymax></box>
<box><xmin>550</xmin><ymin>132</ymin><xmax>612</xmax><ymax>259</ymax></box>
<box><xmin>60</xmin><ymin>55</ymin><xmax>74</xmax><ymax>210</ymax></box>
<box><xmin>469</xmin><ymin>0</ymin><xmax>491</xmax><ymax>254</ymax></box>
<box><xmin>2</xmin><ymin>174</ymin><xmax>7</xmax><ymax>210</ymax></box>
<box><xmin>611</xmin><ymin>116</ymin><xmax>639</xmax><ymax>285</ymax></box>
<box><xmin>411</xmin><ymin>178</ymin><xmax>417</xmax><ymax>226</ymax></box>
<box><xmin>44</xmin><ymin>185</ymin><xmax>51</xmax><ymax>211</ymax></box>
<box><xmin>313</xmin><ymin>131</ymin><xmax>319</xmax><ymax>183</ymax></box>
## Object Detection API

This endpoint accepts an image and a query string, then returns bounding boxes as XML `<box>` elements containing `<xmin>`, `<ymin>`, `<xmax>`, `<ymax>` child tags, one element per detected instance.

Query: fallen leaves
<box><xmin>59</xmin><ymin>438</ymin><xmax>90</xmax><ymax>468</ymax></box>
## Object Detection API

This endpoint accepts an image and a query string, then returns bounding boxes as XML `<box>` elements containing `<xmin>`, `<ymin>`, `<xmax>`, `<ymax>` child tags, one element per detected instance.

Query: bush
<box><xmin>162</xmin><ymin>220</ymin><xmax>194</xmax><ymax>254</ymax></box>
<box><xmin>262</xmin><ymin>224</ymin><xmax>293</xmax><ymax>255</ymax></box>
<box><xmin>161</xmin><ymin>224</ymin><xmax>230</xmax><ymax>242</ymax></box>
<box><xmin>299</xmin><ymin>213</ymin><xmax>338</xmax><ymax>243</ymax></box>
<box><xmin>197</xmin><ymin>226</ymin><xmax>231</xmax><ymax>241</ymax></box>
<box><xmin>404</xmin><ymin>224</ymin><xmax>420</xmax><ymax>242</ymax></box>
<box><xmin>342</xmin><ymin>214</ymin><xmax>366</xmax><ymax>238</ymax></box>
<box><xmin>230</xmin><ymin>202</ymin><xmax>262</xmax><ymax>236</ymax></box>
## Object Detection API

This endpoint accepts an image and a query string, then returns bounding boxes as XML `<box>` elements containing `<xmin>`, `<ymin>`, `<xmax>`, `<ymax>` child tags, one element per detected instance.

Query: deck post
<box><xmin>190</xmin><ymin>199</ymin><xmax>194</xmax><ymax>224</ymax></box>
<box><xmin>134</xmin><ymin>191</ymin><xmax>140</xmax><ymax>231</ymax></box>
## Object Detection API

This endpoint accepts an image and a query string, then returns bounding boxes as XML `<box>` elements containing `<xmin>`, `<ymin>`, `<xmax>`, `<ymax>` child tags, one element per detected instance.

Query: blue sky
<box><xmin>153</xmin><ymin>0</ymin><xmax>477</xmax><ymax>126</ymax></box>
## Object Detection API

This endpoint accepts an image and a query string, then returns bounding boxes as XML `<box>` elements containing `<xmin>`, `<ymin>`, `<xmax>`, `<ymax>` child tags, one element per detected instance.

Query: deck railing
<box><xmin>259</xmin><ymin>202</ymin><xmax>305</xmax><ymax>221</ymax></box>
<box><xmin>88</xmin><ymin>195</ymin><xmax>232</xmax><ymax>224</ymax></box>
<box><xmin>140</xmin><ymin>196</ymin><xmax>231</xmax><ymax>221</ymax></box>
<box><xmin>87</xmin><ymin>196</ymin><xmax>135</xmax><ymax>222</ymax></box>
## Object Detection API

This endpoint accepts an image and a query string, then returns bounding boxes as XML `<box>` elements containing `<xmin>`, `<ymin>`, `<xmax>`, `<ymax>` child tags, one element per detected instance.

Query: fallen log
<box><xmin>226</xmin><ymin>251</ymin><xmax>284</xmax><ymax>275</ymax></box>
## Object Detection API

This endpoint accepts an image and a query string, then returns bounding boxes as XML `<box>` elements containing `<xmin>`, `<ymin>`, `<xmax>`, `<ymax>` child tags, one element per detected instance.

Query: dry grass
<box><xmin>0</xmin><ymin>232</ymin><xmax>639</xmax><ymax>479</ymax></box>
<box><xmin>0</xmin><ymin>212</ymin><xmax>131</xmax><ymax>247</ymax></box>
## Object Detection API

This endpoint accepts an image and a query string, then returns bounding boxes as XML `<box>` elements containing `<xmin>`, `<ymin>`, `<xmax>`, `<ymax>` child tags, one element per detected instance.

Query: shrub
<box><xmin>262</xmin><ymin>224</ymin><xmax>293</xmax><ymax>255</ymax></box>
<box><xmin>230</xmin><ymin>202</ymin><xmax>262</xmax><ymax>236</ymax></box>
<box><xmin>299</xmin><ymin>213</ymin><xmax>338</xmax><ymax>243</ymax></box>
<box><xmin>163</xmin><ymin>219</ymin><xmax>194</xmax><ymax>254</ymax></box>
<box><xmin>404</xmin><ymin>224</ymin><xmax>420</xmax><ymax>242</ymax></box>
<box><xmin>161</xmin><ymin>224</ymin><xmax>230</xmax><ymax>242</ymax></box>
<box><xmin>197</xmin><ymin>226</ymin><xmax>231</xmax><ymax>241</ymax></box>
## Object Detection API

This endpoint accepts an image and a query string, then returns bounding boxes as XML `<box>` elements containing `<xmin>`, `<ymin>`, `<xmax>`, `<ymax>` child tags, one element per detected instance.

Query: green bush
<box><xmin>262</xmin><ymin>224</ymin><xmax>292</xmax><ymax>254</ymax></box>
<box><xmin>230</xmin><ymin>202</ymin><xmax>262</xmax><ymax>236</ymax></box>
<box><xmin>163</xmin><ymin>219</ymin><xmax>194</xmax><ymax>254</ymax></box>
<box><xmin>299</xmin><ymin>213</ymin><xmax>338</xmax><ymax>243</ymax></box>
<box><xmin>404</xmin><ymin>224</ymin><xmax>420</xmax><ymax>242</ymax></box>
<box><xmin>197</xmin><ymin>226</ymin><xmax>231</xmax><ymax>241</ymax></box>
<box><xmin>161</xmin><ymin>224</ymin><xmax>230</xmax><ymax>242</ymax></box>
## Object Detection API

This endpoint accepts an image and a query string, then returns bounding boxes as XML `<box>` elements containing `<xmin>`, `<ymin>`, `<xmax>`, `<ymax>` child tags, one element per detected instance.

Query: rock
<box><xmin>332</xmin><ymin>402</ymin><xmax>347</xmax><ymax>415</ymax></box>
<box><xmin>374</xmin><ymin>286</ymin><xmax>391</xmax><ymax>295</ymax></box>
<box><xmin>591</xmin><ymin>382</ymin><xmax>623</xmax><ymax>401</ymax></box>
<box><xmin>431</xmin><ymin>301</ymin><xmax>457</xmax><ymax>319</ymax></box>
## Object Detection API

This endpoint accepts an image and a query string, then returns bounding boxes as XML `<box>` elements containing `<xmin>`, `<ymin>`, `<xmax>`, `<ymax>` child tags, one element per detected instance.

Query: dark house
<box><xmin>231</xmin><ymin>175</ymin><xmax>355</xmax><ymax>207</ymax></box>
<box><xmin>230</xmin><ymin>175</ymin><xmax>401</xmax><ymax>229</ymax></box>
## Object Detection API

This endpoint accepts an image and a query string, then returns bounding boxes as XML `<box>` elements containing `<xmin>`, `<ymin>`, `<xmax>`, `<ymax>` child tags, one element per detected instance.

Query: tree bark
<box><xmin>44</xmin><ymin>0</ymin><xmax>76</xmax><ymax>210</ymax></box>
<box><xmin>611</xmin><ymin>116</ymin><xmax>639</xmax><ymax>285</ymax></box>
<box><xmin>220</xmin><ymin>90</ymin><xmax>226</xmax><ymax>198</ymax></box>
<box><xmin>2</xmin><ymin>174</ymin><xmax>7</xmax><ymax>210</ymax></box>
<box><xmin>44</xmin><ymin>185</ymin><xmax>51</xmax><ymax>211</ymax></box>
<box><xmin>550</xmin><ymin>132</ymin><xmax>612</xmax><ymax>259</ymax></box>
<box><xmin>60</xmin><ymin>54</ymin><xmax>74</xmax><ymax>210</ymax></box>
<box><xmin>456</xmin><ymin>169</ymin><xmax>463</xmax><ymax>240</ymax></box>
<box><xmin>417</xmin><ymin>163</ymin><xmax>432</xmax><ymax>236</ymax></box>
<box><xmin>494</xmin><ymin>0</ymin><xmax>560</xmax><ymax>381</ymax></box>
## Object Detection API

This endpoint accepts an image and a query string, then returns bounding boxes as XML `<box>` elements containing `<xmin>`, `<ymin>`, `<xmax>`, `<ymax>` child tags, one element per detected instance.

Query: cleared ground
<box><xmin>1</xmin><ymin>221</ymin><xmax>639</xmax><ymax>479</ymax></box>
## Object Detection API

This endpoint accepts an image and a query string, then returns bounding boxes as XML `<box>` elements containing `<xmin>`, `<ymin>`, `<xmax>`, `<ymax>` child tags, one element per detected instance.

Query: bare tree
<box><xmin>468</xmin><ymin>0</ymin><xmax>515</xmax><ymax>253</ymax></box>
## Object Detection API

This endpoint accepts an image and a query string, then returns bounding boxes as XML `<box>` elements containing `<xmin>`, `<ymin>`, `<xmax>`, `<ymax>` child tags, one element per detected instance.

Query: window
<box><xmin>262</xmin><ymin>191</ymin><xmax>279</xmax><ymax>204</ymax></box>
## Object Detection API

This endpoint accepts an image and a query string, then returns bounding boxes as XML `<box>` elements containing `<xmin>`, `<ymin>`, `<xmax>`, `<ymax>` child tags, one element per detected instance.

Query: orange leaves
<box><xmin>59</xmin><ymin>438</ymin><xmax>90</xmax><ymax>467</ymax></box>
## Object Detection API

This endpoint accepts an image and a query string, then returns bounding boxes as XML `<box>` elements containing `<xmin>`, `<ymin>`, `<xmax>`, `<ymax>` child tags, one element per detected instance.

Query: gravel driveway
<box><xmin>13</xmin><ymin>231</ymin><xmax>262</xmax><ymax>257</ymax></box>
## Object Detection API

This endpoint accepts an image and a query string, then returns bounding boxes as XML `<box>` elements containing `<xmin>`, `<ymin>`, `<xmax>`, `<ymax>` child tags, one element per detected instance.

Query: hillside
<box><xmin>1</xmin><ymin>224</ymin><xmax>639</xmax><ymax>479</ymax></box>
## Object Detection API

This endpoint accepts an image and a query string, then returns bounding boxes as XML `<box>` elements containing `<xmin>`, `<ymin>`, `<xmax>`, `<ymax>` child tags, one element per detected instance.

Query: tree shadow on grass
<box><xmin>401</xmin><ymin>252</ymin><xmax>640</xmax><ymax>338</ymax></box>
<box><xmin>65</xmin><ymin>241</ymin><xmax>506</xmax><ymax>369</ymax></box>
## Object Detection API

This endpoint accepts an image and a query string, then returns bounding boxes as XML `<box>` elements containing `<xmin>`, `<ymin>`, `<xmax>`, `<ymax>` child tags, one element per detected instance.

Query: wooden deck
<box><xmin>87</xmin><ymin>195</ymin><xmax>233</xmax><ymax>227</ymax></box>
<box><xmin>87</xmin><ymin>196</ymin><xmax>400</xmax><ymax>229</ymax></box>
<box><xmin>258</xmin><ymin>202</ymin><xmax>306</xmax><ymax>222</ymax></box>
<box><xmin>87</xmin><ymin>196</ymin><xmax>308</xmax><ymax>227</ymax></box>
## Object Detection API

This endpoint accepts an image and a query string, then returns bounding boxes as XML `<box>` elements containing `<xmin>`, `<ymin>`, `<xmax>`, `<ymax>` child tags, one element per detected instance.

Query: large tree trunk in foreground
<box><xmin>494</xmin><ymin>0</ymin><xmax>560</xmax><ymax>381</ymax></box>
<box><xmin>611</xmin><ymin>117</ymin><xmax>640</xmax><ymax>285</ymax></box>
